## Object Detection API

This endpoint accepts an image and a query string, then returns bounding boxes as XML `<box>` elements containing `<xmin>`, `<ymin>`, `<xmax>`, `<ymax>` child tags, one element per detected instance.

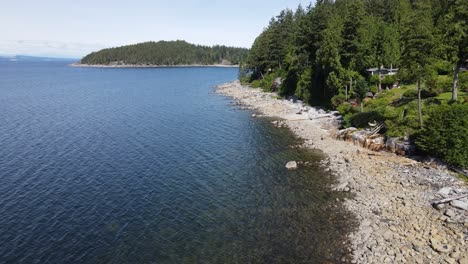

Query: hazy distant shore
<box><xmin>70</xmin><ymin>63</ymin><xmax>239</xmax><ymax>68</ymax></box>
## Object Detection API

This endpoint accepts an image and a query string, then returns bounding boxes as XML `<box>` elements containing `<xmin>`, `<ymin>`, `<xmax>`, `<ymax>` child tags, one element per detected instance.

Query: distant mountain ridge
<box><xmin>79</xmin><ymin>40</ymin><xmax>249</xmax><ymax>66</ymax></box>
<box><xmin>0</xmin><ymin>55</ymin><xmax>77</xmax><ymax>61</ymax></box>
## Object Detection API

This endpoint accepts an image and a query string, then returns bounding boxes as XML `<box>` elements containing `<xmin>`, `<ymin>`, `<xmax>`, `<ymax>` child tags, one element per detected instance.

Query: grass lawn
<box><xmin>436</xmin><ymin>91</ymin><xmax>467</xmax><ymax>102</ymax></box>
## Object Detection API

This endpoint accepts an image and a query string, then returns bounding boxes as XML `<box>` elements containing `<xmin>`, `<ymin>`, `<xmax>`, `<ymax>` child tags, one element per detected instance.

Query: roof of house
<box><xmin>366</xmin><ymin>67</ymin><xmax>399</xmax><ymax>72</ymax></box>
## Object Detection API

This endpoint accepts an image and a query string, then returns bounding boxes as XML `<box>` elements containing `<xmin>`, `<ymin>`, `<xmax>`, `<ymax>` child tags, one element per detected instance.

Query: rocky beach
<box><xmin>217</xmin><ymin>81</ymin><xmax>468</xmax><ymax>264</ymax></box>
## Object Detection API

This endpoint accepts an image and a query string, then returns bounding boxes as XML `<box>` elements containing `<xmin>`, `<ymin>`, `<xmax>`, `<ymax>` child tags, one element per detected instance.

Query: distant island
<box><xmin>74</xmin><ymin>40</ymin><xmax>249</xmax><ymax>67</ymax></box>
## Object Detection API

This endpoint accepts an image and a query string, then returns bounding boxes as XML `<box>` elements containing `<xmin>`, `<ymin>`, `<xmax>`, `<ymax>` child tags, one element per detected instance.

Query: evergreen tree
<box><xmin>353</xmin><ymin>79</ymin><xmax>369</xmax><ymax>112</ymax></box>
<box><xmin>81</xmin><ymin>41</ymin><xmax>248</xmax><ymax>66</ymax></box>
<box><xmin>400</xmin><ymin>0</ymin><xmax>435</xmax><ymax>127</ymax></box>
<box><xmin>443</xmin><ymin>0</ymin><xmax>468</xmax><ymax>101</ymax></box>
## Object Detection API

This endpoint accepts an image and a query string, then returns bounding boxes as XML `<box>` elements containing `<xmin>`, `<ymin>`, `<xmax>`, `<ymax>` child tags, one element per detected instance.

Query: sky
<box><xmin>1</xmin><ymin>0</ymin><xmax>312</xmax><ymax>58</ymax></box>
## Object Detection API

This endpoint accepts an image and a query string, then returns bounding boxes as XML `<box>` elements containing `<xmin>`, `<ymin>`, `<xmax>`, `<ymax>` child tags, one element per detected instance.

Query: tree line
<box><xmin>80</xmin><ymin>40</ymin><xmax>249</xmax><ymax>66</ymax></box>
<box><xmin>244</xmin><ymin>0</ymin><xmax>467</xmax><ymax>168</ymax></box>
<box><xmin>244</xmin><ymin>0</ymin><xmax>466</xmax><ymax>106</ymax></box>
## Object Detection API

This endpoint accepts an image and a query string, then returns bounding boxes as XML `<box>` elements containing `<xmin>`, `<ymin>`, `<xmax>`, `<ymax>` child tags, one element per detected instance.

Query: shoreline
<box><xmin>70</xmin><ymin>63</ymin><xmax>239</xmax><ymax>68</ymax></box>
<box><xmin>216</xmin><ymin>81</ymin><xmax>468</xmax><ymax>264</ymax></box>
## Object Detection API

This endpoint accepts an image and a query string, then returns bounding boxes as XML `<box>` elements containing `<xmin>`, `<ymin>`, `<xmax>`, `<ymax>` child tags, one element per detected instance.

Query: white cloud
<box><xmin>0</xmin><ymin>40</ymin><xmax>107</xmax><ymax>58</ymax></box>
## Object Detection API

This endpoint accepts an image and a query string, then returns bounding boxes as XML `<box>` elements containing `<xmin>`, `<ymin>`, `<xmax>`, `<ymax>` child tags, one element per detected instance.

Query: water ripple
<box><xmin>0</xmin><ymin>62</ymin><xmax>353</xmax><ymax>263</ymax></box>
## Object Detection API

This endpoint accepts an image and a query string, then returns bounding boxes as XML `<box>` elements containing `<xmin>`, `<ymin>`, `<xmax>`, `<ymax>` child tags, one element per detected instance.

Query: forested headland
<box><xmin>242</xmin><ymin>0</ymin><xmax>467</xmax><ymax>168</ymax></box>
<box><xmin>80</xmin><ymin>40</ymin><xmax>249</xmax><ymax>66</ymax></box>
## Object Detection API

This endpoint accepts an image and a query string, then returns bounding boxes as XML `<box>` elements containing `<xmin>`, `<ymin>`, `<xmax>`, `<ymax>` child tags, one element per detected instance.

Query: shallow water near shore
<box><xmin>0</xmin><ymin>61</ymin><xmax>353</xmax><ymax>263</ymax></box>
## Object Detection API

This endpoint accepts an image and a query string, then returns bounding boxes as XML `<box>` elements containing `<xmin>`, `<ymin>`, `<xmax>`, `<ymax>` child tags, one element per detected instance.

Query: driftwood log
<box><xmin>431</xmin><ymin>194</ymin><xmax>468</xmax><ymax>205</ymax></box>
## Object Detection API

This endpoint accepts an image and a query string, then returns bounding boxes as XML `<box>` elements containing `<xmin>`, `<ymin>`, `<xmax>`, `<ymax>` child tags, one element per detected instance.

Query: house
<box><xmin>366</xmin><ymin>66</ymin><xmax>398</xmax><ymax>76</ymax></box>
<box><xmin>364</xmin><ymin>92</ymin><xmax>374</xmax><ymax>102</ymax></box>
<box><xmin>348</xmin><ymin>99</ymin><xmax>358</xmax><ymax>107</ymax></box>
<box><xmin>367</xmin><ymin>66</ymin><xmax>400</xmax><ymax>91</ymax></box>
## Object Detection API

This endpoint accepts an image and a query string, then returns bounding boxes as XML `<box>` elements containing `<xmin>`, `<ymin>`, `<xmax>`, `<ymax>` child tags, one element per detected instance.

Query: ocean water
<box><xmin>0</xmin><ymin>61</ymin><xmax>353</xmax><ymax>263</ymax></box>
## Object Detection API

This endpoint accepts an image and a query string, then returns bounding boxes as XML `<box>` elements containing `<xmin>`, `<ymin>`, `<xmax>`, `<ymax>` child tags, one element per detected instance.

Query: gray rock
<box><xmin>382</xmin><ymin>229</ymin><xmax>393</xmax><ymax>241</ymax></box>
<box><xmin>333</xmin><ymin>181</ymin><xmax>349</xmax><ymax>191</ymax></box>
<box><xmin>437</xmin><ymin>187</ymin><xmax>453</xmax><ymax>198</ymax></box>
<box><xmin>451</xmin><ymin>200</ymin><xmax>468</xmax><ymax>211</ymax></box>
<box><xmin>285</xmin><ymin>161</ymin><xmax>298</xmax><ymax>170</ymax></box>
<box><xmin>445</xmin><ymin>209</ymin><xmax>456</xmax><ymax>218</ymax></box>
<box><xmin>434</xmin><ymin>203</ymin><xmax>446</xmax><ymax>211</ymax></box>
<box><xmin>430</xmin><ymin>237</ymin><xmax>453</xmax><ymax>253</ymax></box>
<box><xmin>412</xmin><ymin>240</ymin><xmax>425</xmax><ymax>252</ymax></box>
<box><xmin>444</xmin><ymin>257</ymin><xmax>456</xmax><ymax>264</ymax></box>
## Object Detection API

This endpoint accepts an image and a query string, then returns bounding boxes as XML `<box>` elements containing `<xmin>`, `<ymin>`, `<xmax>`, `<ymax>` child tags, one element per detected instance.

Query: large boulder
<box><xmin>451</xmin><ymin>200</ymin><xmax>468</xmax><ymax>211</ymax></box>
<box><xmin>386</xmin><ymin>137</ymin><xmax>416</xmax><ymax>156</ymax></box>
<box><xmin>285</xmin><ymin>161</ymin><xmax>298</xmax><ymax>170</ymax></box>
<box><xmin>336</xmin><ymin>127</ymin><xmax>358</xmax><ymax>141</ymax></box>
<box><xmin>352</xmin><ymin>130</ymin><xmax>372</xmax><ymax>147</ymax></box>
<box><xmin>364</xmin><ymin>134</ymin><xmax>386</xmax><ymax>151</ymax></box>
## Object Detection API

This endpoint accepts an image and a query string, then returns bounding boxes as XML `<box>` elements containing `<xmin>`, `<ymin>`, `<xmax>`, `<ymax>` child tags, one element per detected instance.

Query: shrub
<box><xmin>337</xmin><ymin>103</ymin><xmax>358</xmax><ymax>116</ymax></box>
<box><xmin>349</xmin><ymin>111</ymin><xmax>385</xmax><ymax>128</ymax></box>
<box><xmin>382</xmin><ymin>75</ymin><xmax>397</xmax><ymax>88</ymax></box>
<box><xmin>331</xmin><ymin>94</ymin><xmax>346</xmax><ymax>108</ymax></box>
<box><xmin>435</xmin><ymin>75</ymin><xmax>453</xmax><ymax>93</ymax></box>
<box><xmin>434</xmin><ymin>60</ymin><xmax>452</xmax><ymax>75</ymax></box>
<box><xmin>250</xmin><ymin>74</ymin><xmax>277</xmax><ymax>92</ymax></box>
<box><xmin>369</xmin><ymin>74</ymin><xmax>380</xmax><ymax>85</ymax></box>
<box><xmin>337</xmin><ymin>103</ymin><xmax>359</xmax><ymax>128</ymax></box>
<box><xmin>295</xmin><ymin>68</ymin><xmax>313</xmax><ymax>103</ymax></box>
<box><xmin>460</xmin><ymin>72</ymin><xmax>468</xmax><ymax>93</ymax></box>
<box><xmin>402</xmin><ymin>89</ymin><xmax>438</xmax><ymax>99</ymax></box>
<box><xmin>416</xmin><ymin>103</ymin><xmax>468</xmax><ymax>168</ymax></box>
<box><xmin>402</xmin><ymin>89</ymin><xmax>418</xmax><ymax>99</ymax></box>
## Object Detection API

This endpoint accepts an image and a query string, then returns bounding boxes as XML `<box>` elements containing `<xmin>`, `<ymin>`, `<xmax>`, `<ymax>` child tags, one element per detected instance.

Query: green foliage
<box><xmin>437</xmin><ymin>91</ymin><xmax>468</xmax><ymax>103</ymax></box>
<box><xmin>369</xmin><ymin>74</ymin><xmax>380</xmax><ymax>85</ymax></box>
<box><xmin>403</xmin><ymin>89</ymin><xmax>438</xmax><ymax>99</ymax></box>
<box><xmin>245</xmin><ymin>0</ymin><xmax>467</xmax><ymax>109</ymax></box>
<box><xmin>246</xmin><ymin>9</ymin><xmax>296</xmax><ymax>79</ymax></box>
<box><xmin>399</xmin><ymin>0</ymin><xmax>435</xmax><ymax>83</ymax></box>
<box><xmin>331</xmin><ymin>94</ymin><xmax>346</xmax><ymax>108</ymax></box>
<box><xmin>245</xmin><ymin>0</ymin><xmax>468</xmax><ymax>156</ymax></box>
<box><xmin>251</xmin><ymin>74</ymin><xmax>277</xmax><ymax>92</ymax></box>
<box><xmin>353</xmin><ymin>79</ymin><xmax>369</xmax><ymax>102</ymax></box>
<box><xmin>337</xmin><ymin>103</ymin><xmax>358</xmax><ymax>116</ymax></box>
<box><xmin>80</xmin><ymin>41</ymin><xmax>249</xmax><ymax>66</ymax></box>
<box><xmin>337</xmin><ymin>103</ymin><xmax>359</xmax><ymax>127</ymax></box>
<box><xmin>460</xmin><ymin>72</ymin><xmax>468</xmax><ymax>93</ymax></box>
<box><xmin>416</xmin><ymin>104</ymin><xmax>468</xmax><ymax>168</ymax></box>
<box><xmin>295</xmin><ymin>68</ymin><xmax>312</xmax><ymax>103</ymax></box>
<box><xmin>435</xmin><ymin>75</ymin><xmax>454</xmax><ymax>93</ymax></box>
<box><xmin>433</xmin><ymin>60</ymin><xmax>453</xmax><ymax>75</ymax></box>
<box><xmin>349</xmin><ymin>111</ymin><xmax>385</xmax><ymax>128</ymax></box>
<box><xmin>382</xmin><ymin>75</ymin><xmax>397</xmax><ymax>87</ymax></box>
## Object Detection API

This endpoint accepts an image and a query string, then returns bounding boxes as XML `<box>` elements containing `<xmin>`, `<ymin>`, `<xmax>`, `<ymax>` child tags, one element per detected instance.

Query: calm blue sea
<box><xmin>0</xmin><ymin>61</ymin><xmax>352</xmax><ymax>263</ymax></box>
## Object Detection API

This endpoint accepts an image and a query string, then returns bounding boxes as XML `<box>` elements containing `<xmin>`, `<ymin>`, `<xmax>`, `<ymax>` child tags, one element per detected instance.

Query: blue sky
<box><xmin>1</xmin><ymin>0</ymin><xmax>312</xmax><ymax>58</ymax></box>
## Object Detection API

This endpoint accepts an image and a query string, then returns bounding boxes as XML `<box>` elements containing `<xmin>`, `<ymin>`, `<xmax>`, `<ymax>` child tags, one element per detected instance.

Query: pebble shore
<box><xmin>216</xmin><ymin>81</ymin><xmax>468</xmax><ymax>264</ymax></box>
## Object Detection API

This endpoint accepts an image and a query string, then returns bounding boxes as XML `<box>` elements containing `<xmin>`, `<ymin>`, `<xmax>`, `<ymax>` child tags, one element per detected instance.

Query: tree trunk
<box><xmin>417</xmin><ymin>79</ymin><xmax>423</xmax><ymax>128</ymax></box>
<box><xmin>452</xmin><ymin>62</ymin><xmax>459</xmax><ymax>101</ymax></box>
<box><xmin>360</xmin><ymin>101</ymin><xmax>364</xmax><ymax>113</ymax></box>
<box><xmin>378</xmin><ymin>71</ymin><xmax>382</xmax><ymax>91</ymax></box>
<box><xmin>345</xmin><ymin>85</ymin><xmax>348</xmax><ymax>101</ymax></box>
